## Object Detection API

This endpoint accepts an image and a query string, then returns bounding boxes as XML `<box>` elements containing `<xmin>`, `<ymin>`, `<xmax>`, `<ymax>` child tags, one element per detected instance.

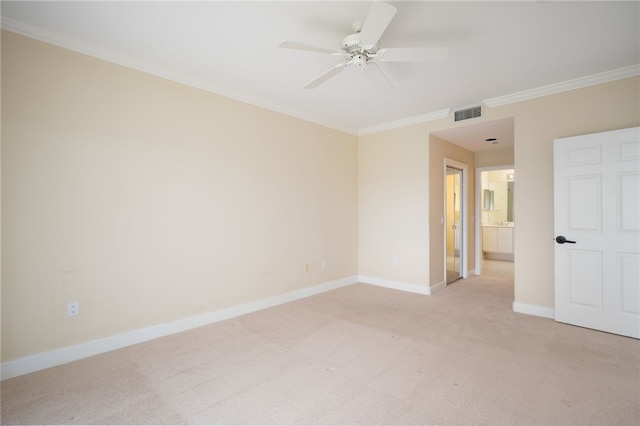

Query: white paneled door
<box><xmin>554</xmin><ymin>127</ymin><xmax>640</xmax><ymax>338</ymax></box>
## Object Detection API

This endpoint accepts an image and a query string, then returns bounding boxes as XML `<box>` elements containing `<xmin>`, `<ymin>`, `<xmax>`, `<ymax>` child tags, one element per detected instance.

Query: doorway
<box><xmin>445</xmin><ymin>159</ymin><xmax>467</xmax><ymax>284</ymax></box>
<box><xmin>432</xmin><ymin>117</ymin><xmax>514</xmax><ymax>288</ymax></box>
<box><xmin>477</xmin><ymin>166</ymin><xmax>515</xmax><ymax>278</ymax></box>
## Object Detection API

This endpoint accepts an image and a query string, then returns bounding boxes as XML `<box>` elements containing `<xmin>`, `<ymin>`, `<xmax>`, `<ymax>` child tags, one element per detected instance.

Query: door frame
<box><xmin>444</xmin><ymin>158</ymin><xmax>468</xmax><ymax>283</ymax></box>
<box><xmin>475</xmin><ymin>164</ymin><xmax>514</xmax><ymax>275</ymax></box>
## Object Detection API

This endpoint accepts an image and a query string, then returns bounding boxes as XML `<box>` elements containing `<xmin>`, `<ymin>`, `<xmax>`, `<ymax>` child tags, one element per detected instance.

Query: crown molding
<box><xmin>357</xmin><ymin>65</ymin><xmax>640</xmax><ymax>135</ymax></box>
<box><xmin>1</xmin><ymin>18</ymin><xmax>360</xmax><ymax>136</ymax></box>
<box><xmin>358</xmin><ymin>109</ymin><xmax>451</xmax><ymax>136</ymax></box>
<box><xmin>3</xmin><ymin>17</ymin><xmax>636</xmax><ymax>137</ymax></box>
<box><xmin>483</xmin><ymin>65</ymin><xmax>640</xmax><ymax>108</ymax></box>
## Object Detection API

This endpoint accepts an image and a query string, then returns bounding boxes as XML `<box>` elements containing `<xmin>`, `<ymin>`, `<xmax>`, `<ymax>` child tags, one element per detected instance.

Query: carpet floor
<box><xmin>2</xmin><ymin>267</ymin><xmax>639</xmax><ymax>425</ymax></box>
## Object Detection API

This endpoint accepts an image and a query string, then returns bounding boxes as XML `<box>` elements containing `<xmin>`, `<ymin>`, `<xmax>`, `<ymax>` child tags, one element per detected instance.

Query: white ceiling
<box><xmin>2</xmin><ymin>1</ymin><xmax>639</xmax><ymax>149</ymax></box>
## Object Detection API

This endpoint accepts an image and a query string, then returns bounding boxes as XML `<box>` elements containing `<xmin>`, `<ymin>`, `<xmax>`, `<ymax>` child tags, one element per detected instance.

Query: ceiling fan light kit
<box><xmin>279</xmin><ymin>1</ymin><xmax>448</xmax><ymax>89</ymax></box>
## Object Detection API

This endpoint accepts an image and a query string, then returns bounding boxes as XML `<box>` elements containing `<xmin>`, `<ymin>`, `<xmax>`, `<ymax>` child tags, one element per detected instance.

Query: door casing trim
<box><xmin>444</xmin><ymin>158</ymin><xmax>468</xmax><ymax>284</ymax></box>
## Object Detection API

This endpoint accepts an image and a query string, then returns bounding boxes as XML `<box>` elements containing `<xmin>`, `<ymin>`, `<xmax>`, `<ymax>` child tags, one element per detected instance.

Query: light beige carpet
<box><xmin>2</xmin><ymin>272</ymin><xmax>639</xmax><ymax>425</ymax></box>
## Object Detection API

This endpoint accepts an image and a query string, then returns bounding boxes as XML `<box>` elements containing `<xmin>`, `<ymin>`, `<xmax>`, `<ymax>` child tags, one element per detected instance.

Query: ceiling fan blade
<box><xmin>359</xmin><ymin>2</ymin><xmax>397</xmax><ymax>49</ymax></box>
<box><xmin>364</xmin><ymin>62</ymin><xmax>393</xmax><ymax>90</ymax></box>
<box><xmin>376</xmin><ymin>47</ymin><xmax>449</xmax><ymax>63</ymax></box>
<box><xmin>278</xmin><ymin>40</ymin><xmax>342</xmax><ymax>55</ymax></box>
<box><xmin>304</xmin><ymin>63</ymin><xmax>346</xmax><ymax>89</ymax></box>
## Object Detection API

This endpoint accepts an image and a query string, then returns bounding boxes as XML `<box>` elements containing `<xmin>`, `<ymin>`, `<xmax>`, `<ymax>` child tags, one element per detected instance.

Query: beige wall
<box><xmin>357</xmin><ymin>125</ymin><xmax>430</xmax><ymax>287</ymax></box>
<box><xmin>475</xmin><ymin>146</ymin><xmax>514</xmax><ymax>168</ymax></box>
<box><xmin>494</xmin><ymin>79</ymin><xmax>640</xmax><ymax>308</ymax></box>
<box><xmin>1</xmin><ymin>32</ymin><xmax>358</xmax><ymax>361</ymax></box>
<box><xmin>3</xmin><ymin>29</ymin><xmax>639</xmax><ymax>366</ymax></box>
<box><xmin>359</xmin><ymin>76</ymin><xmax>639</xmax><ymax>307</ymax></box>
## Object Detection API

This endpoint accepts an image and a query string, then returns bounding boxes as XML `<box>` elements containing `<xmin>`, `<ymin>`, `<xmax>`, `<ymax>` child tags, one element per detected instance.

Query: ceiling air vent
<box><xmin>454</xmin><ymin>105</ymin><xmax>482</xmax><ymax>122</ymax></box>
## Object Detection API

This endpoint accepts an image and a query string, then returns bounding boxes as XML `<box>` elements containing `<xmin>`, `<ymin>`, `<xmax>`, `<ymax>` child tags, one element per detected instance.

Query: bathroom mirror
<box><xmin>507</xmin><ymin>182</ymin><xmax>515</xmax><ymax>221</ymax></box>
<box><xmin>483</xmin><ymin>189</ymin><xmax>494</xmax><ymax>211</ymax></box>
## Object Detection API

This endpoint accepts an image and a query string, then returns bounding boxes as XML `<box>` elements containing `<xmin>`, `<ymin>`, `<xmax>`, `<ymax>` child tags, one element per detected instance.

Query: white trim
<box><xmin>444</xmin><ymin>159</ymin><xmax>469</xmax><ymax>284</ymax></box>
<box><xmin>0</xmin><ymin>19</ymin><xmax>359</xmax><ymax>136</ymax></box>
<box><xmin>512</xmin><ymin>301</ymin><xmax>555</xmax><ymax>319</ymax></box>
<box><xmin>4</xmin><ymin>17</ymin><xmax>637</xmax><ymax>137</ymax></box>
<box><xmin>0</xmin><ymin>276</ymin><xmax>358</xmax><ymax>380</ymax></box>
<box><xmin>358</xmin><ymin>275</ymin><xmax>431</xmax><ymax>295</ymax></box>
<box><xmin>358</xmin><ymin>109</ymin><xmax>451</xmax><ymax>136</ymax></box>
<box><xmin>483</xmin><ymin>65</ymin><xmax>640</xmax><ymax>108</ymax></box>
<box><xmin>430</xmin><ymin>280</ymin><xmax>447</xmax><ymax>295</ymax></box>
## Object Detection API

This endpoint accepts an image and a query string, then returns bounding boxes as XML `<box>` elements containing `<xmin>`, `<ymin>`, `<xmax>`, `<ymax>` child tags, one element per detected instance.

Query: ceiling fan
<box><xmin>279</xmin><ymin>1</ymin><xmax>448</xmax><ymax>89</ymax></box>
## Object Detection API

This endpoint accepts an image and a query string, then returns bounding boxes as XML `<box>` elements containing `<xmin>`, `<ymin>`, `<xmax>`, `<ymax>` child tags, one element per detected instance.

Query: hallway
<box><xmin>481</xmin><ymin>258</ymin><xmax>513</xmax><ymax>280</ymax></box>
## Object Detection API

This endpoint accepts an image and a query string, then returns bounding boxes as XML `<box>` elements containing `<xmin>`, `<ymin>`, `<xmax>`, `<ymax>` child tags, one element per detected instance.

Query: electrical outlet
<box><xmin>68</xmin><ymin>302</ymin><xmax>79</xmax><ymax>317</ymax></box>
<box><xmin>304</xmin><ymin>262</ymin><xmax>310</xmax><ymax>272</ymax></box>
<box><xmin>321</xmin><ymin>259</ymin><xmax>327</xmax><ymax>269</ymax></box>
<box><xmin>393</xmin><ymin>258</ymin><xmax>399</xmax><ymax>267</ymax></box>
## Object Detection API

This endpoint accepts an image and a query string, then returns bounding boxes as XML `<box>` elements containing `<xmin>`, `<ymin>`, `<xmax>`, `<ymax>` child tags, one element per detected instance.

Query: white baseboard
<box><xmin>513</xmin><ymin>301</ymin><xmax>555</xmax><ymax>319</ymax></box>
<box><xmin>1</xmin><ymin>275</ymin><xmax>359</xmax><ymax>381</ymax></box>
<box><xmin>430</xmin><ymin>280</ymin><xmax>447</xmax><ymax>294</ymax></box>
<box><xmin>358</xmin><ymin>275</ymin><xmax>431</xmax><ymax>295</ymax></box>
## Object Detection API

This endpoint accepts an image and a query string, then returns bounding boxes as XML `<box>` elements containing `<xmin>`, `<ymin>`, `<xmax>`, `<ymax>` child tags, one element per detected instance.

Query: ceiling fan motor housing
<box><xmin>342</xmin><ymin>33</ymin><xmax>380</xmax><ymax>71</ymax></box>
<box><xmin>341</xmin><ymin>33</ymin><xmax>362</xmax><ymax>52</ymax></box>
<box><xmin>342</xmin><ymin>33</ymin><xmax>379</xmax><ymax>52</ymax></box>
<box><xmin>351</xmin><ymin>53</ymin><xmax>367</xmax><ymax>68</ymax></box>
